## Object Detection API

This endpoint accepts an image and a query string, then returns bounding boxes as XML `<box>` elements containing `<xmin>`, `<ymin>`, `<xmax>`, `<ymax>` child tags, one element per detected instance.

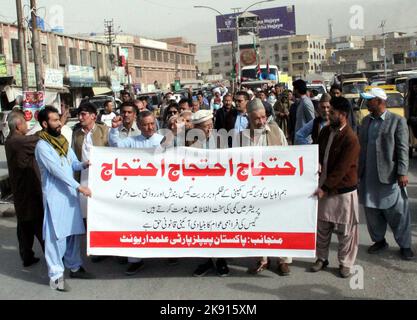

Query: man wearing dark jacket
<box><xmin>5</xmin><ymin>111</ymin><xmax>44</xmax><ymax>267</ymax></box>
<box><xmin>312</xmin><ymin>97</ymin><xmax>361</xmax><ymax>278</ymax></box>
<box><xmin>214</xmin><ymin>93</ymin><xmax>234</xmax><ymax>130</ymax></box>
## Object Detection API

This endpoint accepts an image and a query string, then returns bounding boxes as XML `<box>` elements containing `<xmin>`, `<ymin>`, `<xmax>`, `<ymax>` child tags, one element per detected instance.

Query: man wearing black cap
<box><xmin>292</xmin><ymin>79</ymin><xmax>315</xmax><ymax>145</ymax></box>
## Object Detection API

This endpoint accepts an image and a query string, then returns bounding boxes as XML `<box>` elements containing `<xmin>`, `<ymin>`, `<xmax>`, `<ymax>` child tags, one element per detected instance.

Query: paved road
<box><xmin>0</xmin><ymin>147</ymin><xmax>416</xmax><ymax>300</ymax></box>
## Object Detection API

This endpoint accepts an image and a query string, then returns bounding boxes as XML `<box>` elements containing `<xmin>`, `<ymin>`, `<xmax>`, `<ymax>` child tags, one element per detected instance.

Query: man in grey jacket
<box><xmin>358</xmin><ymin>88</ymin><xmax>414</xmax><ymax>260</ymax></box>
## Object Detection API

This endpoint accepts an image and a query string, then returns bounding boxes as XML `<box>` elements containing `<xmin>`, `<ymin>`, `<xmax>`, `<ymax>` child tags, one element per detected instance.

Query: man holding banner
<box><xmin>35</xmin><ymin>106</ymin><xmax>94</xmax><ymax>291</ymax></box>
<box><xmin>110</xmin><ymin>110</ymin><xmax>164</xmax><ymax>276</ymax></box>
<box><xmin>243</xmin><ymin>99</ymin><xmax>292</xmax><ymax>276</ymax></box>
<box><xmin>312</xmin><ymin>97</ymin><xmax>360</xmax><ymax>278</ymax></box>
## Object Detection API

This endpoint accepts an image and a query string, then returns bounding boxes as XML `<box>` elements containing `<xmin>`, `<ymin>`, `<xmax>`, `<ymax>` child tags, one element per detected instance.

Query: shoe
<box><xmin>125</xmin><ymin>261</ymin><xmax>145</xmax><ymax>276</ymax></box>
<box><xmin>400</xmin><ymin>248</ymin><xmax>415</xmax><ymax>261</ymax></box>
<box><xmin>49</xmin><ymin>276</ymin><xmax>69</xmax><ymax>292</ymax></box>
<box><xmin>277</xmin><ymin>263</ymin><xmax>291</xmax><ymax>276</ymax></box>
<box><xmin>310</xmin><ymin>259</ymin><xmax>329</xmax><ymax>273</ymax></box>
<box><xmin>117</xmin><ymin>257</ymin><xmax>128</xmax><ymax>265</ymax></box>
<box><xmin>70</xmin><ymin>266</ymin><xmax>95</xmax><ymax>279</ymax></box>
<box><xmin>367</xmin><ymin>239</ymin><xmax>388</xmax><ymax>254</ymax></box>
<box><xmin>193</xmin><ymin>259</ymin><xmax>214</xmax><ymax>277</ymax></box>
<box><xmin>339</xmin><ymin>265</ymin><xmax>351</xmax><ymax>278</ymax></box>
<box><xmin>23</xmin><ymin>257</ymin><xmax>40</xmax><ymax>267</ymax></box>
<box><xmin>91</xmin><ymin>256</ymin><xmax>107</xmax><ymax>263</ymax></box>
<box><xmin>167</xmin><ymin>258</ymin><xmax>179</xmax><ymax>266</ymax></box>
<box><xmin>247</xmin><ymin>259</ymin><xmax>270</xmax><ymax>275</ymax></box>
<box><xmin>216</xmin><ymin>259</ymin><xmax>230</xmax><ymax>277</ymax></box>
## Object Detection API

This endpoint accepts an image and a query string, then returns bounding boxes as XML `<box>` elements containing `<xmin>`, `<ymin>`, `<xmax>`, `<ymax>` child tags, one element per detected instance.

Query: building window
<box><xmin>169</xmin><ymin>53</ymin><xmax>175</xmax><ymax>63</ymax></box>
<box><xmin>213</xmin><ymin>53</ymin><xmax>219</xmax><ymax>58</ymax></box>
<box><xmin>282</xmin><ymin>56</ymin><xmax>288</xmax><ymax>61</ymax></box>
<box><xmin>0</xmin><ymin>37</ymin><xmax>3</xmax><ymax>54</ymax></box>
<box><xmin>58</xmin><ymin>46</ymin><xmax>67</xmax><ymax>66</ymax></box>
<box><xmin>283</xmin><ymin>67</ymin><xmax>288</xmax><ymax>72</ymax></box>
<box><xmin>150</xmin><ymin>50</ymin><xmax>156</xmax><ymax>61</ymax></box>
<box><xmin>134</xmin><ymin>47</ymin><xmax>141</xmax><ymax>60</ymax></box>
<box><xmin>90</xmin><ymin>51</ymin><xmax>98</xmax><ymax>68</ymax></box>
<box><xmin>42</xmin><ymin>44</ymin><xmax>48</xmax><ymax>64</ymax></box>
<box><xmin>225</xmin><ymin>61</ymin><xmax>231</xmax><ymax>67</ymax></box>
<box><xmin>214</xmin><ymin>63</ymin><xmax>220</xmax><ymax>68</ymax></box>
<box><xmin>11</xmin><ymin>39</ymin><xmax>20</xmax><ymax>63</ymax></box>
<box><xmin>135</xmin><ymin>67</ymin><xmax>142</xmax><ymax>78</ymax></box>
<box><xmin>181</xmin><ymin>55</ymin><xmax>186</xmax><ymax>65</ymax></box>
<box><xmin>298</xmin><ymin>54</ymin><xmax>303</xmax><ymax>60</ymax></box>
<box><xmin>190</xmin><ymin>56</ymin><xmax>194</xmax><ymax>65</ymax></box>
<box><xmin>80</xmin><ymin>49</ymin><xmax>89</xmax><ymax>66</ymax></box>
<box><xmin>274</xmin><ymin>44</ymin><xmax>279</xmax><ymax>51</ymax></box>
<box><xmin>28</xmin><ymin>47</ymin><xmax>34</xmax><ymax>63</ymax></box>
<box><xmin>157</xmin><ymin>51</ymin><xmax>162</xmax><ymax>62</ymax></box>
<box><xmin>70</xmin><ymin>48</ymin><xmax>78</xmax><ymax>65</ymax></box>
<box><xmin>97</xmin><ymin>52</ymin><xmax>103</xmax><ymax>68</ymax></box>
<box><xmin>163</xmin><ymin>52</ymin><xmax>169</xmax><ymax>63</ymax></box>
<box><xmin>282</xmin><ymin>45</ymin><xmax>287</xmax><ymax>50</ymax></box>
<box><xmin>224</xmin><ymin>50</ymin><xmax>230</xmax><ymax>56</ymax></box>
<box><xmin>143</xmin><ymin>49</ymin><xmax>149</xmax><ymax>60</ymax></box>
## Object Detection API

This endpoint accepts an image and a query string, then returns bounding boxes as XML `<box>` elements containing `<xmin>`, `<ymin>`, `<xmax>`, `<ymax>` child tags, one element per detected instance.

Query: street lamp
<box><xmin>241</xmin><ymin>0</ymin><xmax>276</xmax><ymax>15</ymax></box>
<box><xmin>194</xmin><ymin>5</ymin><xmax>238</xmax><ymax>91</ymax></box>
<box><xmin>195</xmin><ymin>0</ymin><xmax>276</xmax><ymax>89</ymax></box>
<box><xmin>236</xmin><ymin>0</ymin><xmax>276</xmax><ymax>85</ymax></box>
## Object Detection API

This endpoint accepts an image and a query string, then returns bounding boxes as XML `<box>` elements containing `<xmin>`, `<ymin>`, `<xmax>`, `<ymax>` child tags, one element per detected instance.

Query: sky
<box><xmin>1</xmin><ymin>0</ymin><xmax>417</xmax><ymax>61</ymax></box>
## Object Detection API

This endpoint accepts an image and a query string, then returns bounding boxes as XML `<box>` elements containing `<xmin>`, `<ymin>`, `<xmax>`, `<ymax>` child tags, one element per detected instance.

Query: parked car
<box><xmin>71</xmin><ymin>95</ymin><xmax>122</xmax><ymax>117</ymax></box>
<box><xmin>355</xmin><ymin>85</ymin><xmax>405</xmax><ymax>130</ymax></box>
<box><xmin>0</xmin><ymin>111</ymin><xmax>11</xmax><ymax>145</ymax></box>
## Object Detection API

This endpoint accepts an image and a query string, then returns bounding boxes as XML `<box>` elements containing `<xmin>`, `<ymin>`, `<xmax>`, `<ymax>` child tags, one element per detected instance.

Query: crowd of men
<box><xmin>4</xmin><ymin>78</ymin><xmax>415</xmax><ymax>292</ymax></box>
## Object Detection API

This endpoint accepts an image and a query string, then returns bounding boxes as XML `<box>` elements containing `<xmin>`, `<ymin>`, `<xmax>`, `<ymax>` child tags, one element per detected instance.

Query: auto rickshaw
<box><xmin>404</xmin><ymin>75</ymin><xmax>417</xmax><ymax>158</ymax></box>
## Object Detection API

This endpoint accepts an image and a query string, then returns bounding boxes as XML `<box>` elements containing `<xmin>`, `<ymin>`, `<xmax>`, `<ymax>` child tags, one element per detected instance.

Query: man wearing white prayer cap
<box><xmin>191</xmin><ymin>110</ymin><xmax>214</xmax><ymax>141</ymax></box>
<box><xmin>210</xmin><ymin>85</ymin><xmax>228</xmax><ymax>111</ymax></box>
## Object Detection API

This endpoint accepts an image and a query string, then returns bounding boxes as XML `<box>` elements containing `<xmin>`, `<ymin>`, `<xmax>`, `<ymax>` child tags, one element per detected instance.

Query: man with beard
<box><xmin>243</xmin><ymin>99</ymin><xmax>290</xmax><ymax>276</ymax></box>
<box><xmin>311</xmin><ymin>97</ymin><xmax>360</xmax><ymax>278</ymax></box>
<box><xmin>295</xmin><ymin>93</ymin><xmax>331</xmax><ymax>145</ymax></box>
<box><xmin>35</xmin><ymin>106</ymin><xmax>94</xmax><ymax>291</ymax></box>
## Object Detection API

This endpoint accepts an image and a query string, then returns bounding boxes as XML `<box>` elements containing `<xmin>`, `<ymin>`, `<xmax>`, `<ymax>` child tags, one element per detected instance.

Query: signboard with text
<box><xmin>44</xmin><ymin>68</ymin><xmax>64</xmax><ymax>88</ymax></box>
<box><xmin>23</xmin><ymin>91</ymin><xmax>44</xmax><ymax>129</ymax></box>
<box><xmin>87</xmin><ymin>146</ymin><xmax>318</xmax><ymax>258</ymax></box>
<box><xmin>0</xmin><ymin>55</ymin><xmax>7</xmax><ymax>77</ymax></box>
<box><xmin>216</xmin><ymin>5</ymin><xmax>296</xmax><ymax>43</ymax></box>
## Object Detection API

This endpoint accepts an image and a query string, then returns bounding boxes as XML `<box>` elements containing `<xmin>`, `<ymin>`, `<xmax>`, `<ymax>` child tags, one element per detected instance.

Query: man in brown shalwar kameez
<box><xmin>312</xmin><ymin>97</ymin><xmax>361</xmax><ymax>278</ymax></box>
<box><xmin>5</xmin><ymin>111</ymin><xmax>44</xmax><ymax>267</ymax></box>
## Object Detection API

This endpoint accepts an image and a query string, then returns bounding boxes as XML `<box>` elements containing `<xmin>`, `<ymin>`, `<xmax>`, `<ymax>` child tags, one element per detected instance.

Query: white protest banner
<box><xmin>87</xmin><ymin>146</ymin><xmax>318</xmax><ymax>258</ymax></box>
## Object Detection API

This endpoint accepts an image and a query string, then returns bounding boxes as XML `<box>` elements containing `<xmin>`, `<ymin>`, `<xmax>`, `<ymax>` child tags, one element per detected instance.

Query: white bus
<box><xmin>241</xmin><ymin>65</ymin><xmax>279</xmax><ymax>82</ymax></box>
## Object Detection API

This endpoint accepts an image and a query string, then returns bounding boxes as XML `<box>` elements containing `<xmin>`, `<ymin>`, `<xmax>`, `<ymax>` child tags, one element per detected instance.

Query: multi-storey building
<box><xmin>211</xmin><ymin>34</ymin><xmax>327</xmax><ymax>80</ymax></box>
<box><xmin>0</xmin><ymin>21</ymin><xmax>117</xmax><ymax>109</ymax></box>
<box><xmin>88</xmin><ymin>34</ymin><xmax>198</xmax><ymax>93</ymax></box>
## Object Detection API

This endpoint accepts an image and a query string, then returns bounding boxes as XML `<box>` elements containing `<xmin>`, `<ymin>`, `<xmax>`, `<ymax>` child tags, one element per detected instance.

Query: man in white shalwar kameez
<box><xmin>35</xmin><ymin>106</ymin><xmax>94</xmax><ymax>291</ymax></box>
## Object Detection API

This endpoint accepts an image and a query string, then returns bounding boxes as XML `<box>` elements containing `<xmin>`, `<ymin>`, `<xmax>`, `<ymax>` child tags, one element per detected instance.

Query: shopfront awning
<box><xmin>93</xmin><ymin>87</ymin><xmax>113</xmax><ymax>95</ymax></box>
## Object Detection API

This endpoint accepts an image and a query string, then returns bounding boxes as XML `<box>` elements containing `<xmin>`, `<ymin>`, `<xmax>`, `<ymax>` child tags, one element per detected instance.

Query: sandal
<box><xmin>247</xmin><ymin>258</ymin><xmax>270</xmax><ymax>274</ymax></box>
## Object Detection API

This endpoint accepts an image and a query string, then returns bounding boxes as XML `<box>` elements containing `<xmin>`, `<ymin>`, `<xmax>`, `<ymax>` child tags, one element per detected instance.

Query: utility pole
<box><xmin>16</xmin><ymin>0</ymin><xmax>28</xmax><ymax>91</ymax></box>
<box><xmin>30</xmin><ymin>0</ymin><xmax>43</xmax><ymax>91</ymax></box>
<box><xmin>231</xmin><ymin>8</ymin><xmax>241</xmax><ymax>92</ymax></box>
<box><xmin>379</xmin><ymin>20</ymin><xmax>387</xmax><ymax>79</ymax></box>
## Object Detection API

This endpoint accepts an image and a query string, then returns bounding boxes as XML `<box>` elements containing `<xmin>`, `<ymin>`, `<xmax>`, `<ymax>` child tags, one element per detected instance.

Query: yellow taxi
<box><xmin>356</xmin><ymin>85</ymin><xmax>405</xmax><ymax>125</ymax></box>
<box><xmin>342</xmin><ymin>78</ymin><xmax>369</xmax><ymax>100</ymax></box>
